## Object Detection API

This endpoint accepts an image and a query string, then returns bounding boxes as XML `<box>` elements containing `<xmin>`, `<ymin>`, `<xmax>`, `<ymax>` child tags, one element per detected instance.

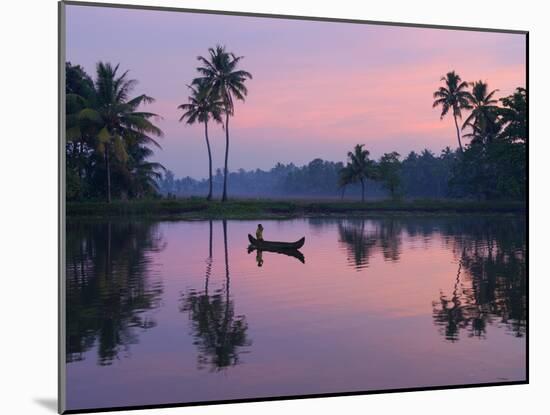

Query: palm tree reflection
<box><xmin>337</xmin><ymin>218</ymin><xmax>402</xmax><ymax>269</ymax></box>
<box><xmin>66</xmin><ymin>220</ymin><xmax>165</xmax><ymax>365</ymax></box>
<box><xmin>432</xmin><ymin>255</ymin><xmax>485</xmax><ymax>342</ymax></box>
<box><xmin>336</xmin><ymin>216</ymin><xmax>525</xmax><ymax>341</ymax></box>
<box><xmin>431</xmin><ymin>217</ymin><xmax>526</xmax><ymax>341</ymax></box>
<box><xmin>180</xmin><ymin>220</ymin><xmax>251</xmax><ymax>371</ymax></box>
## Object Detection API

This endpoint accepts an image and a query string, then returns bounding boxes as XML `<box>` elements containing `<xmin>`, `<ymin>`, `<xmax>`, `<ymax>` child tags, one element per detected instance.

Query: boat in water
<box><xmin>248</xmin><ymin>234</ymin><xmax>305</xmax><ymax>250</ymax></box>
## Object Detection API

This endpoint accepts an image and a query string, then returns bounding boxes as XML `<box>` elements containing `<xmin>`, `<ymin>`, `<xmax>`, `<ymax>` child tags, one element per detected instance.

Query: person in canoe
<box><xmin>256</xmin><ymin>224</ymin><xmax>264</xmax><ymax>241</ymax></box>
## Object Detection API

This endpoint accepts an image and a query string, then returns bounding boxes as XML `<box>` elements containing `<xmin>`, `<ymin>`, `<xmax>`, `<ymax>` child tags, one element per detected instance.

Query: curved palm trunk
<box><xmin>105</xmin><ymin>144</ymin><xmax>112</xmax><ymax>203</ymax></box>
<box><xmin>360</xmin><ymin>178</ymin><xmax>365</xmax><ymax>202</ymax></box>
<box><xmin>341</xmin><ymin>186</ymin><xmax>346</xmax><ymax>200</ymax></box>
<box><xmin>453</xmin><ymin>113</ymin><xmax>464</xmax><ymax>152</ymax></box>
<box><xmin>222</xmin><ymin>113</ymin><xmax>230</xmax><ymax>202</ymax></box>
<box><xmin>208</xmin><ymin>220</ymin><xmax>213</xmax><ymax>258</ymax></box>
<box><xmin>223</xmin><ymin>219</ymin><xmax>230</xmax><ymax>325</ymax></box>
<box><xmin>204</xmin><ymin>121</ymin><xmax>213</xmax><ymax>201</ymax></box>
<box><xmin>223</xmin><ymin>220</ymin><xmax>229</xmax><ymax>293</ymax></box>
<box><xmin>205</xmin><ymin>220</ymin><xmax>213</xmax><ymax>294</ymax></box>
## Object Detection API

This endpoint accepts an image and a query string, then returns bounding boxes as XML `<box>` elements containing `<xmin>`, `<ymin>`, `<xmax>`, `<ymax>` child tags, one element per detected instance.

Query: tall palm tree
<box><xmin>338</xmin><ymin>163</ymin><xmax>354</xmax><ymax>200</ymax></box>
<box><xmin>346</xmin><ymin>144</ymin><xmax>374</xmax><ymax>202</ymax></box>
<box><xmin>433</xmin><ymin>71</ymin><xmax>472</xmax><ymax>152</ymax></box>
<box><xmin>178</xmin><ymin>82</ymin><xmax>224</xmax><ymax>200</ymax></box>
<box><xmin>77</xmin><ymin>62</ymin><xmax>163</xmax><ymax>203</ymax></box>
<box><xmin>193</xmin><ymin>45</ymin><xmax>252</xmax><ymax>202</ymax></box>
<box><xmin>462</xmin><ymin>81</ymin><xmax>499</xmax><ymax>145</ymax></box>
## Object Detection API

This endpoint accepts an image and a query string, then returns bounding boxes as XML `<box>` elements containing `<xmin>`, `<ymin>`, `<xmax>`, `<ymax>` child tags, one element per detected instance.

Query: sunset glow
<box><xmin>66</xmin><ymin>5</ymin><xmax>526</xmax><ymax>178</ymax></box>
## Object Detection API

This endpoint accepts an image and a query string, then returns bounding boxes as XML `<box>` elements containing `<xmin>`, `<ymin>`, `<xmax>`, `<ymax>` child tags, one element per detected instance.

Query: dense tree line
<box><xmin>334</xmin><ymin>75</ymin><xmax>526</xmax><ymax>201</ymax></box>
<box><xmin>159</xmin><ymin>72</ymin><xmax>525</xmax><ymax>201</ymax></box>
<box><xmin>158</xmin><ymin>159</ymin><xmax>387</xmax><ymax>199</ymax></box>
<box><xmin>66</xmin><ymin>62</ymin><xmax>165</xmax><ymax>202</ymax></box>
<box><xmin>449</xmin><ymin>87</ymin><xmax>527</xmax><ymax>200</ymax></box>
<box><xmin>433</xmin><ymin>73</ymin><xmax>526</xmax><ymax>200</ymax></box>
<box><xmin>158</xmin><ymin>106</ymin><xmax>525</xmax><ymax>201</ymax></box>
<box><xmin>158</xmin><ymin>153</ymin><xmax>453</xmax><ymax>200</ymax></box>
<box><xmin>67</xmin><ymin>58</ymin><xmax>526</xmax><ymax>202</ymax></box>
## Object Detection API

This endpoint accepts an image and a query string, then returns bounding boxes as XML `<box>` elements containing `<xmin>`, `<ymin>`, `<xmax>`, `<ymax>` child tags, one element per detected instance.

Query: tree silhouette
<box><xmin>337</xmin><ymin>219</ymin><xmax>402</xmax><ymax>269</ymax></box>
<box><xmin>342</xmin><ymin>145</ymin><xmax>376</xmax><ymax>202</ymax></box>
<box><xmin>178</xmin><ymin>82</ymin><xmax>224</xmax><ymax>200</ymax></box>
<box><xmin>66</xmin><ymin>221</ymin><xmax>165</xmax><ymax>365</ymax></box>
<box><xmin>193</xmin><ymin>45</ymin><xmax>252</xmax><ymax>202</ymax></box>
<box><xmin>378</xmin><ymin>152</ymin><xmax>402</xmax><ymax>198</ymax></box>
<box><xmin>180</xmin><ymin>220</ymin><xmax>251</xmax><ymax>371</ymax></box>
<box><xmin>432</xmin><ymin>216</ymin><xmax>526</xmax><ymax>341</ymax></box>
<box><xmin>462</xmin><ymin>81</ymin><xmax>500</xmax><ymax>145</ymax></box>
<box><xmin>68</xmin><ymin>62</ymin><xmax>164</xmax><ymax>202</ymax></box>
<box><xmin>433</xmin><ymin>71</ymin><xmax>472</xmax><ymax>152</ymax></box>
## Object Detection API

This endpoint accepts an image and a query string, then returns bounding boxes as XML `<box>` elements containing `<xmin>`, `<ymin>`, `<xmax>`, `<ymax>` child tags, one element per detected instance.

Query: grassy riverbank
<box><xmin>66</xmin><ymin>198</ymin><xmax>526</xmax><ymax>219</ymax></box>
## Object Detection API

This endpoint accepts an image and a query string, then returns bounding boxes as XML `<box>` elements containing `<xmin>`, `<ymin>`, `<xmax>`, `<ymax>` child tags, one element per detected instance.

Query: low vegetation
<box><xmin>67</xmin><ymin>198</ymin><xmax>525</xmax><ymax>219</ymax></box>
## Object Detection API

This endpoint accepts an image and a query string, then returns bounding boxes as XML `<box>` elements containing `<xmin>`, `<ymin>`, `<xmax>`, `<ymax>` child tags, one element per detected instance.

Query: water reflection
<box><xmin>180</xmin><ymin>220</ymin><xmax>252</xmax><ymax>371</ymax></box>
<box><xmin>432</xmin><ymin>217</ymin><xmax>526</xmax><ymax>341</ymax></box>
<box><xmin>337</xmin><ymin>218</ymin><xmax>402</xmax><ymax>269</ymax></box>
<box><xmin>327</xmin><ymin>216</ymin><xmax>525</xmax><ymax>341</ymax></box>
<box><xmin>247</xmin><ymin>246</ymin><xmax>305</xmax><ymax>265</ymax></box>
<box><xmin>65</xmin><ymin>216</ymin><xmax>526</xmax><ymax>410</ymax></box>
<box><xmin>66</xmin><ymin>216</ymin><xmax>526</xmax><ymax>368</ymax></box>
<box><xmin>66</xmin><ymin>221</ymin><xmax>165</xmax><ymax>365</ymax></box>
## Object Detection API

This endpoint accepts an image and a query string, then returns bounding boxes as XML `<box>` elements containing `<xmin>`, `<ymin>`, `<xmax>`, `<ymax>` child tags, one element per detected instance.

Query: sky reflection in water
<box><xmin>65</xmin><ymin>216</ymin><xmax>526</xmax><ymax>411</ymax></box>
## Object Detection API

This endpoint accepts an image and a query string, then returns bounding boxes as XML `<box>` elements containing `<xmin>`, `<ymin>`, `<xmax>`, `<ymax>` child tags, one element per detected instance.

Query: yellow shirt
<box><xmin>256</xmin><ymin>228</ymin><xmax>263</xmax><ymax>240</ymax></box>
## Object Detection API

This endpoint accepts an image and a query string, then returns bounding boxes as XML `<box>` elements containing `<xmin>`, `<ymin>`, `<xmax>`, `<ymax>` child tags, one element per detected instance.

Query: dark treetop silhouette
<box><xmin>66</xmin><ymin>62</ymin><xmax>165</xmax><ymax>202</ymax></box>
<box><xmin>192</xmin><ymin>45</ymin><xmax>253</xmax><ymax>202</ymax></box>
<box><xmin>432</xmin><ymin>71</ymin><xmax>472</xmax><ymax>153</ymax></box>
<box><xmin>178</xmin><ymin>81</ymin><xmax>224</xmax><ymax>201</ymax></box>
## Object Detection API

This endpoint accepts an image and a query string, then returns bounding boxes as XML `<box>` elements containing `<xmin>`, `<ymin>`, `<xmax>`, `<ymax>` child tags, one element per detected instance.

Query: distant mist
<box><xmin>157</xmin><ymin>151</ymin><xmax>455</xmax><ymax>200</ymax></box>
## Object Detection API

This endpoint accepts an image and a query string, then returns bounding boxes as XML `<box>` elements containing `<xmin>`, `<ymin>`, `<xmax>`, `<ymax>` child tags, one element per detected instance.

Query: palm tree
<box><xmin>193</xmin><ymin>45</ymin><xmax>252</xmax><ymax>202</ymax></box>
<box><xmin>178</xmin><ymin>82</ymin><xmax>224</xmax><ymax>200</ymax></box>
<box><xmin>77</xmin><ymin>62</ymin><xmax>163</xmax><ymax>203</ymax></box>
<box><xmin>127</xmin><ymin>144</ymin><xmax>166</xmax><ymax>198</ymax></box>
<box><xmin>338</xmin><ymin>164</ymin><xmax>354</xmax><ymax>200</ymax></box>
<box><xmin>462</xmin><ymin>81</ymin><xmax>499</xmax><ymax>145</ymax></box>
<box><xmin>433</xmin><ymin>71</ymin><xmax>472</xmax><ymax>152</ymax></box>
<box><xmin>346</xmin><ymin>144</ymin><xmax>374</xmax><ymax>202</ymax></box>
<box><xmin>498</xmin><ymin>87</ymin><xmax>526</xmax><ymax>143</ymax></box>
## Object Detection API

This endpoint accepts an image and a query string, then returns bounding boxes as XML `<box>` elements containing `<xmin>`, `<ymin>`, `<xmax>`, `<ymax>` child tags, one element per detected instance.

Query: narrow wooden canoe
<box><xmin>248</xmin><ymin>234</ymin><xmax>305</xmax><ymax>250</ymax></box>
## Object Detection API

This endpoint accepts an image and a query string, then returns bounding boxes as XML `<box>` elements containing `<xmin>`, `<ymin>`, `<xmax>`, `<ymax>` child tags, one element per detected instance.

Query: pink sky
<box><xmin>66</xmin><ymin>5</ymin><xmax>526</xmax><ymax>178</ymax></box>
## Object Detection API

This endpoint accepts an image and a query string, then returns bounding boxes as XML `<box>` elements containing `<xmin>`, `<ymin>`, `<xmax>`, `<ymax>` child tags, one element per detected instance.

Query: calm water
<box><xmin>65</xmin><ymin>215</ymin><xmax>526</xmax><ymax>411</ymax></box>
